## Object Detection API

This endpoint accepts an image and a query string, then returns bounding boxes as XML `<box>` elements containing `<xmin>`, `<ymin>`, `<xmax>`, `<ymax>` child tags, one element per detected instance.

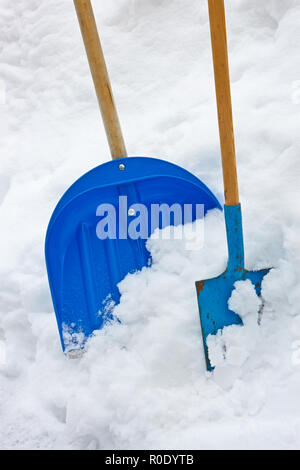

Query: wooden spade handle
<box><xmin>208</xmin><ymin>0</ymin><xmax>239</xmax><ymax>206</ymax></box>
<box><xmin>74</xmin><ymin>0</ymin><xmax>127</xmax><ymax>160</ymax></box>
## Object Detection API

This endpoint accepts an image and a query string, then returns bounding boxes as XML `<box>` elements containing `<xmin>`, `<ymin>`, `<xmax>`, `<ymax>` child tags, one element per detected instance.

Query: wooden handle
<box><xmin>74</xmin><ymin>0</ymin><xmax>127</xmax><ymax>160</ymax></box>
<box><xmin>208</xmin><ymin>0</ymin><xmax>239</xmax><ymax>206</ymax></box>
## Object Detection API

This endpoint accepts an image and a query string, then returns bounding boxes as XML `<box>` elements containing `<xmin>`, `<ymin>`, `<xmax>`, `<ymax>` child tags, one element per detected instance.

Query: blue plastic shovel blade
<box><xmin>46</xmin><ymin>156</ymin><xmax>221</xmax><ymax>352</ymax></box>
<box><xmin>196</xmin><ymin>204</ymin><xmax>271</xmax><ymax>371</ymax></box>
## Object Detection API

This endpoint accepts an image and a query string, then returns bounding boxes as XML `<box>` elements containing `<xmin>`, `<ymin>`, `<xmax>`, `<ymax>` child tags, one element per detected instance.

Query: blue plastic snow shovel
<box><xmin>195</xmin><ymin>0</ymin><xmax>271</xmax><ymax>371</ymax></box>
<box><xmin>45</xmin><ymin>0</ymin><xmax>221</xmax><ymax>354</ymax></box>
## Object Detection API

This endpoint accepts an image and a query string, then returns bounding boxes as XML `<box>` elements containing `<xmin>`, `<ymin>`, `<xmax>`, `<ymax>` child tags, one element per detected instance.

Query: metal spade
<box><xmin>195</xmin><ymin>0</ymin><xmax>271</xmax><ymax>371</ymax></box>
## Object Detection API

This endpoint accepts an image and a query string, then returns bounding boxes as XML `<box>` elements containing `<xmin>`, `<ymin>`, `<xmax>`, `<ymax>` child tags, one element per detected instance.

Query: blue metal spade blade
<box><xmin>196</xmin><ymin>204</ymin><xmax>271</xmax><ymax>371</ymax></box>
<box><xmin>46</xmin><ymin>156</ymin><xmax>221</xmax><ymax>353</ymax></box>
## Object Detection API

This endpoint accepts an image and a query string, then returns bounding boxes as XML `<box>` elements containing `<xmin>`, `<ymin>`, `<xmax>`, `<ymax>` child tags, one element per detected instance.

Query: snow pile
<box><xmin>0</xmin><ymin>0</ymin><xmax>300</xmax><ymax>449</ymax></box>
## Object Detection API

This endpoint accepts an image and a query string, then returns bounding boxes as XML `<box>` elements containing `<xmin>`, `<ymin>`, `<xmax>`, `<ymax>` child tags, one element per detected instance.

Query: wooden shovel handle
<box><xmin>208</xmin><ymin>0</ymin><xmax>239</xmax><ymax>206</ymax></box>
<box><xmin>74</xmin><ymin>0</ymin><xmax>127</xmax><ymax>160</ymax></box>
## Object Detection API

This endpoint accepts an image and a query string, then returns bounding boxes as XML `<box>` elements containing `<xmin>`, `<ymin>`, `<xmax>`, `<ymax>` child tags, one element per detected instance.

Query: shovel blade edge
<box><xmin>196</xmin><ymin>267</ymin><xmax>271</xmax><ymax>371</ymax></box>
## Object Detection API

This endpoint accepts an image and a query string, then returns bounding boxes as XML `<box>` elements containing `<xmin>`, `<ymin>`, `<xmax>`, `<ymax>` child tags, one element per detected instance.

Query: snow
<box><xmin>0</xmin><ymin>0</ymin><xmax>300</xmax><ymax>450</ymax></box>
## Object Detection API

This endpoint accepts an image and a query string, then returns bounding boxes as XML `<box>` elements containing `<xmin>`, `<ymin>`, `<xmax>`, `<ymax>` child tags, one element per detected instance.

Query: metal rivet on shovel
<box><xmin>195</xmin><ymin>0</ymin><xmax>271</xmax><ymax>372</ymax></box>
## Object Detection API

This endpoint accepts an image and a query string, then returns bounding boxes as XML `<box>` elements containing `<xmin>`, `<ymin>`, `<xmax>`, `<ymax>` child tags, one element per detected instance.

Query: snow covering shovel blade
<box><xmin>196</xmin><ymin>205</ymin><xmax>270</xmax><ymax>371</ymax></box>
<box><xmin>45</xmin><ymin>0</ymin><xmax>221</xmax><ymax>353</ymax></box>
<box><xmin>46</xmin><ymin>157</ymin><xmax>220</xmax><ymax>353</ymax></box>
<box><xmin>196</xmin><ymin>0</ymin><xmax>270</xmax><ymax>371</ymax></box>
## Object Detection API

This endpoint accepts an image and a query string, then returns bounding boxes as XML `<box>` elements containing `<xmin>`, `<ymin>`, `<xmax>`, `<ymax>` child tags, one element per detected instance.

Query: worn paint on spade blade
<box><xmin>196</xmin><ymin>205</ymin><xmax>271</xmax><ymax>371</ymax></box>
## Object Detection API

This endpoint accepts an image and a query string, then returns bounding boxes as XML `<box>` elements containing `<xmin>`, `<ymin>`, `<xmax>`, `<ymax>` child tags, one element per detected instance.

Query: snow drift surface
<box><xmin>0</xmin><ymin>0</ymin><xmax>300</xmax><ymax>450</ymax></box>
